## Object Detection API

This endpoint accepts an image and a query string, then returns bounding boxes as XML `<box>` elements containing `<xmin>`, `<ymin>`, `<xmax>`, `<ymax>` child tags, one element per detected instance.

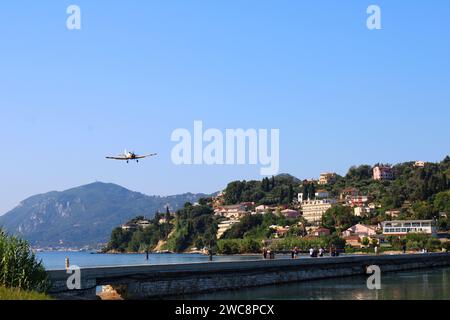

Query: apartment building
<box><xmin>301</xmin><ymin>199</ymin><xmax>337</xmax><ymax>225</ymax></box>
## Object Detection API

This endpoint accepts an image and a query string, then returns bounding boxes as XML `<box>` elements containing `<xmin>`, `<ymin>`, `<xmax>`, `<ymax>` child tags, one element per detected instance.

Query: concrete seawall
<box><xmin>47</xmin><ymin>253</ymin><xmax>450</xmax><ymax>299</ymax></box>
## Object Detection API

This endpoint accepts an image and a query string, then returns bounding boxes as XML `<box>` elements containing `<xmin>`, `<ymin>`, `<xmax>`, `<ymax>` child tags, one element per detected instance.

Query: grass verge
<box><xmin>0</xmin><ymin>286</ymin><xmax>52</xmax><ymax>300</ymax></box>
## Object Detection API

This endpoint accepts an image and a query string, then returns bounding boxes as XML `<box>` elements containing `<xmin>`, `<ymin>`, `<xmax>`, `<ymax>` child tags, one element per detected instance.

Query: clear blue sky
<box><xmin>0</xmin><ymin>1</ymin><xmax>449</xmax><ymax>214</ymax></box>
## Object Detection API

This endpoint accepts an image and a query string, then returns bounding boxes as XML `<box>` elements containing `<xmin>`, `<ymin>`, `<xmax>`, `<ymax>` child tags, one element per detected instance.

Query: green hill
<box><xmin>0</xmin><ymin>182</ymin><xmax>208</xmax><ymax>248</ymax></box>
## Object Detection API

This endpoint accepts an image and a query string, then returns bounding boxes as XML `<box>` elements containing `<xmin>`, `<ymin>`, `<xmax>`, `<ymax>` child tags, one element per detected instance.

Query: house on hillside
<box><xmin>353</xmin><ymin>206</ymin><xmax>374</xmax><ymax>217</ymax></box>
<box><xmin>342</xmin><ymin>224</ymin><xmax>378</xmax><ymax>238</ymax></box>
<box><xmin>385</xmin><ymin>209</ymin><xmax>401</xmax><ymax>218</ymax></box>
<box><xmin>214</xmin><ymin>204</ymin><xmax>250</xmax><ymax>219</ymax></box>
<box><xmin>344</xmin><ymin>236</ymin><xmax>362</xmax><ymax>248</ymax></box>
<box><xmin>281</xmin><ymin>209</ymin><xmax>300</xmax><ymax>219</ymax></box>
<box><xmin>311</xmin><ymin>227</ymin><xmax>331</xmax><ymax>237</ymax></box>
<box><xmin>121</xmin><ymin>218</ymin><xmax>152</xmax><ymax>231</ymax></box>
<box><xmin>348</xmin><ymin>195</ymin><xmax>371</xmax><ymax>207</ymax></box>
<box><xmin>319</xmin><ymin>172</ymin><xmax>337</xmax><ymax>185</ymax></box>
<box><xmin>414</xmin><ymin>161</ymin><xmax>427</xmax><ymax>168</ymax></box>
<box><xmin>342</xmin><ymin>224</ymin><xmax>381</xmax><ymax>247</ymax></box>
<box><xmin>269</xmin><ymin>225</ymin><xmax>290</xmax><ymax>238</ymax></box>
<box><xmin>339</xmin><ymin>188</ymin><xmax>359</xmax><ymax>201</ymax></box>
<box><xmin>373</xmin><ymin>166</ymin><xmax>394</xmax><ymax>181</ymax></box>
<box><xmin>255</xmin><ymin>205</ymin><xmax>270</xmax><ymax>213</ymax></box>
<box><xmin>381</xmin><ymin>220</ymin><xmax>437</xmax><ymax>237</ymax></box>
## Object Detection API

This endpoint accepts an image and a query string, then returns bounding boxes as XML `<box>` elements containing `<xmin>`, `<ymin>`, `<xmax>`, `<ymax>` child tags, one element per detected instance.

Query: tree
<box><xmin>224</xmin><ymin>181</ymin><xmax>246</xmax><ymax>204</ymax></box>
<box><xmin>223</xmin><ymin>215</ymin><xmax>264</xmax><ymax>239</ymax></box>
<box><xmin>361</xmin><ymin>237</ymin><xmax>370</xmax><ymax>247</ymax></box>
<box><xmin>308</xmin><ymin>184</ymin><xmax>316</xmax><ymax>200</ymax></box>
<box><xmin>109</xmin><ymin>228</ymin><xmax>132</xmax><ymax>252</ymax></box>
<box><xmin>278</xmin><ymin>187</ymin><xmax>284</xmax><ymax>204</ymax></box>
<box><xmin>288</xmin><ymin>184</ymin><xmax>294</xmax><ymax>204</ymax></box>
<box><xmin>371</xmin><ymin>238</ymin><xmax>379</xmax><ymax>247</ymax></box>
<box><xmin>262</xmin><ymin>178</ymin><xmax>270</xmax><ymax>192</ymax></box>
<box><xmin>434</xmin><ymin>191</ymin><xmax>450</xmax><ymax>213</ymax></box>
<box><xmin>346</xmin><ymin>165</ymin><xmax>372</xmax><ymax>181</ymax></box>
<box><xmin>322</xmin><ymin>205</ymin><xmax>356</xmax><ymax>234</ymax></box>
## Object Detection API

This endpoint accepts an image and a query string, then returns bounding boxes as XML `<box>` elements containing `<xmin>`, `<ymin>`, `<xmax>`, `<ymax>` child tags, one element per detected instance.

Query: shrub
<box><xmin>239</xmin><ymin>238</ymin><xmax>261</xmax><ymax>254</ymax></box>
<box><xmin>217</xmin><ymin>239</ymin><xmax>240</xmax><ymax>255</ymax></box>
<box><xmin>0</xmin><ymin>229</ymin><xmax>50</xmax><ymax>293</ymax></box>
<box><xmin>442</xmin><ymin>242</ymin><xmax>450</xmax><ymax>252</ymax></box>
<box><xmin>269</xmin><ymin>237</ymin><xmax>325</xmax><ymax>251</ymax></box>
<box><xmin>217</xmin><ymin>239</ymin><xmax>262</xmax><ymax>255</ymax></box>
<box><xmin>426</xmin><ymin>239</ymin><xmax>443</xmax><ymax>252</ymax></box>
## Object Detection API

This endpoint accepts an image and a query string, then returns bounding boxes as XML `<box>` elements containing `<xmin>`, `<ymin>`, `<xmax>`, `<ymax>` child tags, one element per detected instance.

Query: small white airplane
<box><xmin>106</xmin><ymin>150</ymin><xmax>157</xmax><ymax>163</ymax></box>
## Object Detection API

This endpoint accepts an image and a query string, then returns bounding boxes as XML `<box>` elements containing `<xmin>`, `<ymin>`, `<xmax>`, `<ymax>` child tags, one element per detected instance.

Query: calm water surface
<box><xmin>36</xmin><ymin>251</ymin><xmax>267</xmax><ymax>270</ymax></box>
<box><xmin>37</xmin><ymin>252</ymin><xmax>450</xmax><ymax>300</ymax></box>
<box><xmin>181</xmin><ymin>267</ymin><xmax>450</xmax><ymax>300</ymax></box>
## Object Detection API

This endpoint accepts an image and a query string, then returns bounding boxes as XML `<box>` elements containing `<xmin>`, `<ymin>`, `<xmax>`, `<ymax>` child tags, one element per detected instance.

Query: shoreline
<box><xmin>39</xmin><ymin>249</ymin><xmax>443</xmax><ymax>257</ymax></box>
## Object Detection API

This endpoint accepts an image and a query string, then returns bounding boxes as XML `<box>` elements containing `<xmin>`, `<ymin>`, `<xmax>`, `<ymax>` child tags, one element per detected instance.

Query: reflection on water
<box><xmin>37</xmin><ymin>251</ymin><xmax>266</xmax><ymax>270</ymax></box>
<box><xmin>179</xmin><ymin>267</ymin><xmax>450</xmax><ymax>300</ymax></box>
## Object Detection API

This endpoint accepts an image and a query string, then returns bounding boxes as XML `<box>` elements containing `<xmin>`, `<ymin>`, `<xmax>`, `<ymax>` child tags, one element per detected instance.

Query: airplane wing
<box><xmin>106</xmin><ymin>156</ymin><xmax>128</xmax><ymax>160</ymax></box>
<box><xmin>134</xmin><ymin>153</ymin><xmax>158</xmax><ymax>159</ymax></box>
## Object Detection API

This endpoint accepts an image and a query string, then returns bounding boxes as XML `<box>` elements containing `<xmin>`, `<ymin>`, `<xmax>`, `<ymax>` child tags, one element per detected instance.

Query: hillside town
<box><xmin>210</xmin><ymin>163</ymin><xmax>443</xmax><ymax>250</ymax></box>
<box><xmin>109</xmin><ymin>159</ymin><xmax>450</xmax><ymax>255</ymax></box>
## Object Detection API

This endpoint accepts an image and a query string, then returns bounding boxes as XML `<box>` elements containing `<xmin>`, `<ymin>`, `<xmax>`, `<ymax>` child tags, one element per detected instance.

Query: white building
<box><xmin>315</xmin><ymin>190</ymin><xmax>330</xmax><ymax>199</ymax></box>
<box><xmin>414</xmin><ymin>161</ymin><xmax>427</xmax><ymax>168</ymax></box>
<box><xmin>301</xmin><ymin>199</ymin><xmax>337</xmax><ymax>225</ymax></box>
<box><xmin>216</xmin><ymin>220</ymin><xmax>240</xmax><ymax>239</ymax></box>
<box><xmin>214</xmin><ymin>204</ymin><xmax>249</xmax><ymax>219</ymax></box>
<box><xmin>319</xmin><ymin>172</ymin><xmax>337</xmax><ymax>185</ymax></box>
<box><xmin>354</xmin><ymin>206</ymin><xmax>374</xmax><ymax>217</ymax></box>
<box><xmin>381</xmin><ymin>220</ymin><xmax>436</xmax><ymax>237</ymax></box>
<box><xmin>255</xmin><ymin>205</ymin><xmax>270</xmax><ymax>213</ymax></box>
<box><xmin>373</xmin><ymin>166</ymin><xmax>394</xmax><ymax>181</ymax></box>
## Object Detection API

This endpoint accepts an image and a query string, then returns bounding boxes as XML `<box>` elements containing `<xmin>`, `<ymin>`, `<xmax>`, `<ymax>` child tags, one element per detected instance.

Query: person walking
<box><xmin>208</xmin><ymin>248</ymin><xmax>213</xmax><ymax>262</ymax></box>
<box><xmin>309</xmin><ymin>247</ymin><xmax>314</xmax><ymax>258</ymax></box>
<box><xmin>330</xmin><ymin>245</ymin><xmax>336</xmax><ymax>257</ymax></box>
<box><xmin>319</xmin><ymin>247</ymin><xmax>324</xmax><ymax>257</ymax></box>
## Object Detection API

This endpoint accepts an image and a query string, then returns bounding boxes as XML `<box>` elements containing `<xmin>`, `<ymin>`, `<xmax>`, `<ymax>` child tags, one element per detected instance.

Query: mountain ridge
<box><xmin>0</xmin><ymin>182</ymin><xmax>210</xmax><ymax>248</ymax></box>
